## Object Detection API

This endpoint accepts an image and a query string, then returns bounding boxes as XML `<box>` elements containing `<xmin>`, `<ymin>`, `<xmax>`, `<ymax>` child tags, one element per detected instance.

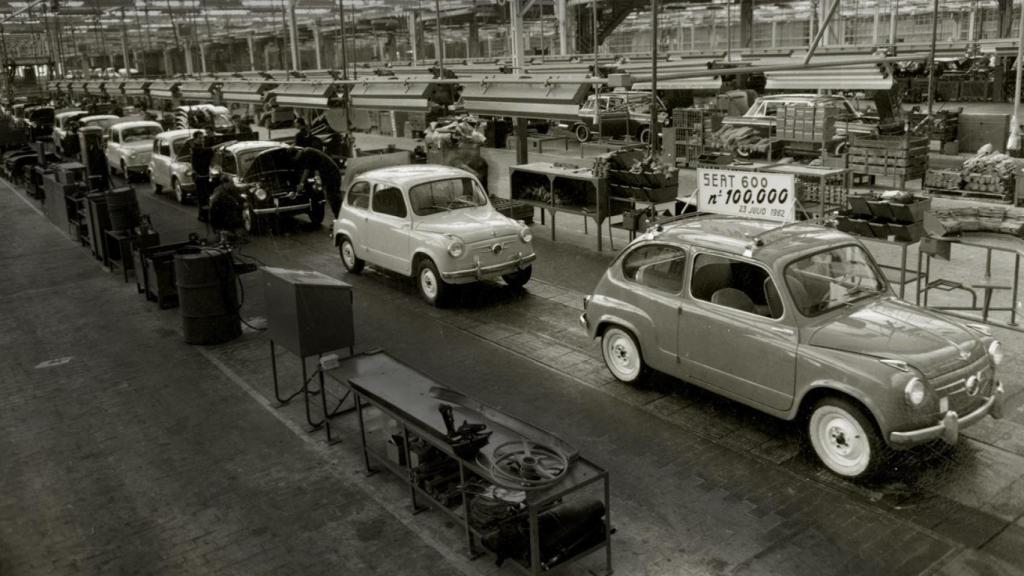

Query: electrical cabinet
<box><xmin>262</xmin><ymin>267</ymin><xmax>353</xmax><ymax>358</ymax></box>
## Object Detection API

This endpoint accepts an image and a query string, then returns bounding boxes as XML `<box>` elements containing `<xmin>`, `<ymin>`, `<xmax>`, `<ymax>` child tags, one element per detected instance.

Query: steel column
<box><xmin>288</xmin><ymin>0</ymin><xmax>300</xmax><ymax>70</ymax></box>
<box><xmin>804</xmin><ymin>0</ymin><xmax>842</xmax><ymax>64</ymax></box>
<box><xmin>313</xmin><ymin>20</ymin><xmax>323</xmax><ymax>69</ymax></box>
<box><xmin>248</xmin><ymin>32</ymin><xmax>256</xmax><ymax>71</ymax></box>
<box><xmin>120</xmin><ymin>9</ymin><xmax>130</xmax><ymax>75</ymax></box>
<box><xmin>557</xmin><ymin>0</ymin><xmax>569</xmax><ymax>55</ymax></box>
<box><xmin>890</xmin><ymin>0</ymin><xmax>899</xmax><ymax>46</ymax></box>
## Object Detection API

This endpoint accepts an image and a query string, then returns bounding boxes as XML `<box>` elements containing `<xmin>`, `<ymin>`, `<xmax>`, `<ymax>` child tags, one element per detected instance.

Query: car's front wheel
<box><xmin>416</xmin><ymin>258</ymin><xmax>449</xmax><ymax>307</ymax></box>
<box><xmin>173</xmin><ymin>178</ymin><xmax>185</xmax><ymax>204</ymax></box>
<box><xmin>601</xmin><ymin>326</ymin><xmax>649</xmax><ymax>385</ymax></box>
<box><xmin>338</xmin><ymin>236</ymin><xmax>364</xmax><ymax>273</ymax></box>
<box><xmin>242</xmin><ymin>204</ymin><xmax>260</xmax><ymax>235</ymax></box>
<box><xmin>807</xmin><ymin>397</ymin><xmax>885</xmax><ymax>480</ymax></box>
<box><xmin>502</xmin><ymin>265</ymin><xmax>532</xmax><ymax>289</ymax></box>
<box><xmin>575</xmin><ymin>123</ymin><xmax>591</xmax><ymax>143</ymax></box>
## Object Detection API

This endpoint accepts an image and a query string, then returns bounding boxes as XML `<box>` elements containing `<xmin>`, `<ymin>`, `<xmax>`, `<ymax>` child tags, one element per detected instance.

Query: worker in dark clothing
<box><xmin>63</xmin><ymin>121</ymin><xmax>81</xmax><ymax>160</ymax></box>
<box><xmin>208</xmin><ymin>175</ymin><xmax>244</xmax><ymax>232</ymax></box>
<box><xmin>190</xmin><ymin>131</ymin><xmax>215</xmax><ymax>222</ymax></box>
<box><xmin>293</xmin><ymin>147</ymin><xmax>342</xmax><ymax>217</ymax></box>
<box><xmin>293</xmin><ymin>117</ymin><xmax>313</xmax><ymax>148</ymax></box>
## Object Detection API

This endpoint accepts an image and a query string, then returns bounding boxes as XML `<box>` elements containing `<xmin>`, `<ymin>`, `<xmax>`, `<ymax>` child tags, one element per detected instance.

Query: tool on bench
<box><xmin>439</xmin><ymin>404</ymin><xmax>492</xmax><ymax>459</ymax></box>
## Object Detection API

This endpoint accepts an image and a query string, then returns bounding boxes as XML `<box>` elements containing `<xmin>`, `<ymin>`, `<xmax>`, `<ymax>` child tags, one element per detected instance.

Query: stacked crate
<box><xmin>848</xmin><ymin>134</ymin><xmax>929</xmax><ymax>186</ymax></box>
<box><xmin>777</xmin><ymin>104</ymin><xmax>837</xmax><ymax>143</ymax></box>
<box><xmin>673</xmin><ymin>108</ymin><xmax>725</xmax><ymax>168</ymax></box>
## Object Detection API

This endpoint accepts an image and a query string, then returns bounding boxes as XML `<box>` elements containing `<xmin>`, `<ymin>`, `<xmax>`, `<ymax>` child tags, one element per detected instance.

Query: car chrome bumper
<box><xmin>441</xmin><ymin>253</ymin><xmax>536</xmax><ymax>282</ymax></box>
<box><xmin>579</xmin><ymin>312</ymin><xmax>588</xmax><ymax>330</ymax></box>
<box><xmin>252</xmin><ymin>201</ymin><xmax>311</xmax><ymax>216</ymax></box>
<box><xmin>889</xmin><ymin>382</ymin><xmax>1005</xmax><ymax>447</ymax></box>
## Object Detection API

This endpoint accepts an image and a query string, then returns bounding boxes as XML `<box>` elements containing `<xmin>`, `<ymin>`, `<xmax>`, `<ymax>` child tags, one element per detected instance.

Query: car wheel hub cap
<box><xmin>817</xmin><ymin>413</ymin><xmax>866</xmax><ymax>467</ymax></box>
<box><xmin>342</xmin><ymin>244</ymin><xmax>354</xmax><ymax>267</ymax></box>
<box><xmin>606</xmin><ymin>334</ymin><xmax>638</xmax><ymax>378</ymax></box>
<box><xmin>422</xmin><ymin>270</ymin><xmax>437</xmax><ymax>298</ymax></box>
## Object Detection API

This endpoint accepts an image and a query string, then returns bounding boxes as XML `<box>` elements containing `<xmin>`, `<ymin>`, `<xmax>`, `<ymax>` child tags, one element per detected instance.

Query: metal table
<box><xmin>338</xmin><ymin>351</ymin><xmax>612</xmax><ymax>575</ymax></box>
<box><xmin>916</xmin><ymin>233</ymin><xmax>1023</xmax><ymax>332</ymax></box>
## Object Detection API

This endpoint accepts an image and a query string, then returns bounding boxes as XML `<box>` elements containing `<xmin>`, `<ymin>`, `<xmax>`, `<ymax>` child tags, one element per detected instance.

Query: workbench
<box><xmin>510</xmin><ymin>162</ymin><xmax>627</xmax><ymax>252</ymax></box>
<box><xmin>327</xmin><ymin>351</ymin><xmax>612</xmax><ymax>575</ymax></box>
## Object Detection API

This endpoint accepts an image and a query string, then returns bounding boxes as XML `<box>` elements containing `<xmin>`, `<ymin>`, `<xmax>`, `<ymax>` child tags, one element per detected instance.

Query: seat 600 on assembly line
<box><xmin>580</xmin><ymin>216</ymin><xmax>1006</xmax><ymax>479</ymax></box>
<box><xmin>332</xmin><ymin>165</ymin><xmax>535</xmax><ymax>307</ymax></box>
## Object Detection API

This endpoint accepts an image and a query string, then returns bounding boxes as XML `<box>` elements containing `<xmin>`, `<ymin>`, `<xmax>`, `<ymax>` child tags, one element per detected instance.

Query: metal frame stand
<box><xmin>270</xmin><ymin>340</ymin><xmax>358</xmax><ymax>444</ymax></box>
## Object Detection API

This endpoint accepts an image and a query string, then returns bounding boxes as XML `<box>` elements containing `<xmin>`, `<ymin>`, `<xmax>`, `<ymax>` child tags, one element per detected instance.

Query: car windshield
<box><xmin>409</xmin><ymin>177</ymin><xmax>487</xmax><ymax>216</ymax></box>
<box><xmin>784</xmin><ymin>245</ymin><xmax>885</xmax><ymax>316</ymax></box>
<box><xmin>121</xmin><ymin>126</ymin><xmax>160</xmax><ymax>142</ymax></box>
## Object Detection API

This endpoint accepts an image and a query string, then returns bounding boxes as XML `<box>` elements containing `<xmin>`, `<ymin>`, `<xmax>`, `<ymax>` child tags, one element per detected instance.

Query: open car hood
<box><xmin>242</xmin><ymin>147</ymin><xmax>295</xmax><ymax>181</ymax></box>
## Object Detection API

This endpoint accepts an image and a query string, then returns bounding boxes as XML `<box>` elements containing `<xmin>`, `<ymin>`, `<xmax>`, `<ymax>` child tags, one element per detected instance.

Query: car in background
<box><xmin>79</xmin><ymin>114</ymin><xmax>121</xmax><ymax>135</ymax></box>
<box><xmin>149</xmin><ymin>129</ymin><xmax>198</xmax><ymax>203</ymax></box>
<box><xmin>723</xmin><ymin>94</ymin><xmax>877</xmax><ymax>137</ymax></box>
<box><xmin>52</xmin><ymin>110</ymin><xmax>89</xmax><ymax>154</ymax></box>
<box><xmin>209</xmin><ymin>140</ymin><xmax>327</xmax><ymax>233</ymax></box>
<box><xmin>174</xmin><ymin>104</ymin><xmax>234</xmax><ymax>133</ymax></box>
<box><xmin>105</xmin><ymin>120</ymin><xmax>162</xmax><ymax>180</ymax></box>
<box><xmin>565</xmin><ymin>91</ymin><xmax>669</xmax><ymax>144</ymax></box>
<box><xmin>332</xmin><ymin>164</ymin><xmax>535</xmax><ymax>306</ymax></box>
<box><xmin>580</xmin><ymin>216</ymin><xmax>1006</xmax><ymax>479</ymax></box>
<box><xmin>21</xmin><ymin>105</ymin><xmax>55</xmax><ymax>141</ymax></box>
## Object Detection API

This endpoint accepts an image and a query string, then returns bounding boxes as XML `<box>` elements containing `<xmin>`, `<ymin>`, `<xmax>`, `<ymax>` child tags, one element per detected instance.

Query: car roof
<box><xmin>79</xmin><ymin>115</ymin><xmax>119</xmax><ymax>122</ymax></box>
<box><xmin>645</xmin><ymin>215</ymin><xmax>855</xmax><ymax>264</ymax></box>
<box><xmin>110</xmin><ymin>120</ymin><xmax>162</xmax><ymax>132</ymax></box>
<box><xmin>755</xmin><ymin>94</ymin><xmax>845</xmax><ymax>102</ymax></box>
<box><xmin>56</xmin><ymin>110</ymin><xmax>87</xmax><ymax>118</ymax></box>
<box><xmin>156</xmin><ymin>128</ymin><xmax>198</xmax><ymax>141</ymax></box>
<box><xmin>223</xmin><ymin>140</ymin><xmax>287</xmax><ymax>154</ymax></box>
<box><xmin>358</xmin><ymin>164</ymin><xmax>475</xmax><ymax>187</ymax></box>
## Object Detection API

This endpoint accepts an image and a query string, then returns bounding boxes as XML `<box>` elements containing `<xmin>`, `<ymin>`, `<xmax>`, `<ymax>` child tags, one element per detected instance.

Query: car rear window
<box><xmin>622</xmin><ymin>245</ymin><xmax>686</xmax><ymax>293</ymax></box>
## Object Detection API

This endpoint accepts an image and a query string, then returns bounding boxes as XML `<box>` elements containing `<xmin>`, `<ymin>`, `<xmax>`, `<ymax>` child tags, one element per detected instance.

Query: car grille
<box><xmin>470</xmin><ymin>236</ymin><xmax>519</xmax><ymax>255</ymax></box>
<box><xmin>931</xmin><ymin>356</ymin><xmax>994</xmax><ymax>414</ymax></box>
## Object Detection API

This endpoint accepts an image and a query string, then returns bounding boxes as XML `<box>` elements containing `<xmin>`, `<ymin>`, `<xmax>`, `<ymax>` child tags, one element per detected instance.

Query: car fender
<box><xmin>332</xmin><ymin>217</ymin><xmax>359</xmax><ymax>246</ymax></box>
<box><xmin>588</xmin><ymin>294</ymin><xmax>655</xmax><ymax>347</ymax></box>
<box><xmin>409</xmin><ymin>246</ymin><xmax>445</xmax><ymax>277</ymax></box>
<box><xmin>791</xmin><ymin>346</ymin><xmax>899</xmax><ymax>436</ymax></box>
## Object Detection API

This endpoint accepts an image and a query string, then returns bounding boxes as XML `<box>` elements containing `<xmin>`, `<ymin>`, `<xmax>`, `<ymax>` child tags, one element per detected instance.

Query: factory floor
<box><xmin>4</xmin><ymin>138</ymin><xmax>1024</xmax><ymax>575</ymax></box>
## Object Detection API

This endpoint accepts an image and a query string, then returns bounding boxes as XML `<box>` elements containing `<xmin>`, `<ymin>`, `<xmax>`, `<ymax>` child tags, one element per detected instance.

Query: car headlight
<box><xmin>519</xmin><ymin>226</ymin><xmax>532</xmax><ymax>243</ymax></box>
<box><xmin>254</xmin><ymin>187</ymin><xmax>268</xmax><ymax>201</ymax></box>
<box><xmin>904</xmin><ymin>377</ymin><xmax>926</xmax><ymax>407</ymax></box>
<box><xmin>988</xmin><ymin>340</ymin><xmax>1005</xmax><ymax>366</ymax></box>
<box><xmin>447</xmin><ymin>238</ymin><xmax>465</xmax><ymax>258</ymax></box>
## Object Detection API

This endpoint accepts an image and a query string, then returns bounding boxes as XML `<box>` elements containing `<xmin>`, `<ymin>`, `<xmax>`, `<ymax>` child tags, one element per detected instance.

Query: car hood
<box><xmin>243</xmin><ymin>147</ymin><xmax>295</xmax><ymax>180</ymax></box>
<box><xmin>414</xmin><ymin>207</ymin><xmax>523</xmax><ymax>243</ymax></box>
<box><xmin>808</xmin><ymin>298</ymin><xmax>982</xmax><ymax>378</ymax></box>
<box><xmin>120</xmin><ymin>141</ymin><xmax>153</xmax><ymax>153</ymax></box>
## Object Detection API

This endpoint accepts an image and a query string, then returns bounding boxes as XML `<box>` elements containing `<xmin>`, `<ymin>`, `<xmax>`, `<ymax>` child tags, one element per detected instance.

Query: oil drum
<box><xmin>106</xmin><ymin>187</ymin><xmax>139</xmax><ymax>231</ymax></box>
<box><xmin>174</xmin><ymin>247</ymin><xmax>241</xmax><ymax>345</ymax></box>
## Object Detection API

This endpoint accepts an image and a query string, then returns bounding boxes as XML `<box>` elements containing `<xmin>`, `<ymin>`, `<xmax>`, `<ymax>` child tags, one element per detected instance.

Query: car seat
<box><xmin>710</xmin><ymin>287</ymin><xmax>756</xmax><ymax>313</ymax></box>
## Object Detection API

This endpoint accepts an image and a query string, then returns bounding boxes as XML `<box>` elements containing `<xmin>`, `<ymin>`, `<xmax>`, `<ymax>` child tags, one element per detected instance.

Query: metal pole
<box><xmin>926</xmin><ymin>0</ymin><xmax>939</xmax><ymax>118</ymax></box>
<box><xmin>288</xmin><ymin>0</ymin><xmax>300</xmax><ymax>71</ymax></box>
<box><xmin>338</xmin><ymin>0</ymin><xmax>348</xmax><ymax>78</ymax></box>
<box><xmin>120</xmin><ymin>8</ymin><xmax>130</xmax><ymax>75</ymax></box>
<box><xmin>593</xmin><ymin>0</ymin><xmax>600</xmax><ymax>139</ymax></box>
<box><xmin>650</xmin><ymin>0</ymin><xmax>659</xmax><ymax>157</ymax></box>
<box><xmin>1008</xmin><ymin>0</ymin><xmax>1024</xmax><ymax>152</ymax></box>
<box><xmin>804</xmin><ymin>0</ymin><xmax>842</xmax><ymax>64</ymax></box>
<box><xmin>726</xmin><ymin>0</ymin><xmax>732</xmax><ymax>60</ymax></box>
<box><xmin>435</xmin><ymin>0</ymin><xmax>444</xmax><ymax>76</ymax></box>
<box><xmin>889</xmin><ymin>0</ymin><xmax>899</xmax><ymax>47</ymax></box>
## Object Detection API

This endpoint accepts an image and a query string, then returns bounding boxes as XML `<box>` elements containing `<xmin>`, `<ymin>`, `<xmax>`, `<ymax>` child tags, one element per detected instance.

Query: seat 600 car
<box><xmin>580</xmin><ymin>216</ymin><xmax>1006</xmax><ymax>479</ymax></box>
<box><xmin>332</xmin><ymin>165</ymin><xmax>535</xmax><ymax>306</ymax></box>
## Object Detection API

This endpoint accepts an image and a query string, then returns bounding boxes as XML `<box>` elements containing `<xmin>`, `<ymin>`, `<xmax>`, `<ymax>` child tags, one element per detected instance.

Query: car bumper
<box><xmin>251</xmin><ymin>201</ymin><xmax>311</xmax><ymax>216</ymax></box>
<box><xmin>889</xmin><ymin>382</ymin><xmax>1005</xmax><ymax>447</ymax></box>
<box><xmin>125</xmin><ymin>164</ymin><xmax>149</xmax><ymax>175</ymax></box>
<box><xmin>440</xmin><ymin>253</ymin><xmax>536</xmax><ymax>282</ymax></box>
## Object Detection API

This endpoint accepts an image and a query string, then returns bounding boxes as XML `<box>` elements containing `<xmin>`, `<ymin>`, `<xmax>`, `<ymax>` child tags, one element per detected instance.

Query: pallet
<box><xmin>924</xmin><ymin>187</ymin><xmax>1013</xmax><ymax>204</ymax></box>
<box><xmin>848</xmin><ymin>154</ymin><xmax>928</xmax><ymax>167</ymax></box>
<box><xmin>847</xmin><ymin>145</ymin><xmax>930</xmax><ymax>160</ymax></box>
<box><xmin>854</xmin><ymin>165</ymin><xmax>927</xmax><ymax>177</ymax></box>
<box><xmin>850</xmin><ymin>135</ymin><xmax>929</xmax><ymax>150</ymax></box>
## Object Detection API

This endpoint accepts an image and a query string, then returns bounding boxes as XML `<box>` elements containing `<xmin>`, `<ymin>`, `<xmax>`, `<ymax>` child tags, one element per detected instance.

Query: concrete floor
<box><xmin>3</xmin><ymin>134</ymin><xmax>1024</xmax><ymax>574</ymax></box>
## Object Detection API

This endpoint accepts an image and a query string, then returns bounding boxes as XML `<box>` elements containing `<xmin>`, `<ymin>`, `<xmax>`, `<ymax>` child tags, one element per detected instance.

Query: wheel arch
<box><xmin>796</xmin><ymin>383</ymin><xmax>889</xmax><ymax>443</ymax></box>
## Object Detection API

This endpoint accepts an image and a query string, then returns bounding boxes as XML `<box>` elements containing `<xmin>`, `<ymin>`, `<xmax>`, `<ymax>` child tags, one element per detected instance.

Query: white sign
<box><xmin>697</xmin><ymin>168</ymin><xmax>797</xmax><ymax>223</ymax></box>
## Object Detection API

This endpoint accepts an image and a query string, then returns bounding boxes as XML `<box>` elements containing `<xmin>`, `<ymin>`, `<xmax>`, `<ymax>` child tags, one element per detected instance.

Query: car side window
<box><xmin>372</xmin><ymin>186</ymin><xmax>407</xmax><ymax>218</ymax></box>
<box><xmin>690</xmin><ymin>253</ymin><xmax>783</xmax><ymax>319</ymax></box>
<box><xmin>347</xmin><ymin>181</ymin><xmax>370</xmax><ymax>209</ymax></box>
<box><xmin>220</xmin><ymin>153</ymin><xmax>237</xmax><ymax>175</ymax></box>
<box><xmin>159</xmin><ymin>141</ymin><xmax>171</xmax><ymax>156</ymax></box>
<box><xmin>622</xmin><ymin>245</ymin><xmax>687</xmax><ymax>293</ymax></box>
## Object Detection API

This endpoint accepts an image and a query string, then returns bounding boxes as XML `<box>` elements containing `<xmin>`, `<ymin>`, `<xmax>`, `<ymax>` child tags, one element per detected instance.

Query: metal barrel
<box><xmin>106</xmin><ymin>187</ymin><xmax>139</xmax><ymax>231</ymax></box>
<box><xmin>173</xmin><ymin>247</ymin><xmax>241</xmax><ymax>345</ymax></box>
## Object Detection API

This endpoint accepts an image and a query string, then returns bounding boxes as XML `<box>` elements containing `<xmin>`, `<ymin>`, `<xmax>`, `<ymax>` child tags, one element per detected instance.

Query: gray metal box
<box><xmin>262</xmin><ymin>267</ymin><xmax>354</xmax><ymax>358</ymax></box>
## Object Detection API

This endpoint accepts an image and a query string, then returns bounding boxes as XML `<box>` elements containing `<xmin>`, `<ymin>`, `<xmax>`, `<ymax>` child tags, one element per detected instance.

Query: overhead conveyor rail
<box><xmin>178</xmin><ymin>81</ymin><xmax>221</xmax><ymax>103</ymax></box>
<box><xmin>349</xmin><ymin>79</ymin><xmax>434</xmax><ymax>112</ymax></box>
<box><xmin>219</xmin><ymin>81</ymin><xmax>275</xmax><ymax>105</ymax></box>
<box><xmin>460</xmin><ymin>76</ymin><xmax>592</xmax><ymax>121</ymax></box>
<box><xmin>267</xmin><ymin>83</ymin><xmax>343</xmax><ymax>109</ymax></box>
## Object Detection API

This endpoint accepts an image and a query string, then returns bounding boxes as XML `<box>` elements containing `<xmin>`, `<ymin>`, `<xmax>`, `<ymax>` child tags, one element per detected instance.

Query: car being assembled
<box><xmin>209</xmin><ymin>140</ymin><xmax>329</xmax><ymax>233</ymax></box>
<box><xmin>149</xmin><ymin>129</ymin><xmax>197</xmax><ymax>203</ymax></box>
<box><xmin>580</xmin><ymin>216</ymin><xmax>1006</xmax><ymax>479</ymax></box>
<box><xmin>105</xmin><ymin>120</ymin><xmax>162</xmax><ymax>179</ymax></box>
<box><xmin>79</xmin><ymin>114</ymin><xmax>121</xmax><ymax>134</ymax></box>
<box><xmin>332</xmin><ymin>165</ymin><xmax>535</xmax><ymax>306</ymax></box>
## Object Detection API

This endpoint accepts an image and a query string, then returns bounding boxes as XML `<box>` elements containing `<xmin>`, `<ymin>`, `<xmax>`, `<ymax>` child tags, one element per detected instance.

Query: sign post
<box><xmin>697</xmin><ymin>168</ymin><xmax>797</xmax><ymax>223</ymax></box>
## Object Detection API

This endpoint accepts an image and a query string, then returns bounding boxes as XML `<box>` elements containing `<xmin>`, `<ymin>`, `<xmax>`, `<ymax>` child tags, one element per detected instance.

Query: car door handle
<box><xmin>770</xmin><ymin>326</ymin><xmax>795</xmax><ymax>336</ymax></box>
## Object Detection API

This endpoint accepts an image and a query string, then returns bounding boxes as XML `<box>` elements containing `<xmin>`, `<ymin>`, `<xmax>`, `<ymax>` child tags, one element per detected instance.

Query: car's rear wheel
<box><xmin>807</xmin><ymin>397</ymin><xmax>884</xmax><ymax>479</ymax></box>
<box><xmin>502</xmin><ymin>265</ymin><xmax>532</xmax><ymax>289</ymax></box>
<box><xmin>601</xmin><ymin>326</ymin><xmax>649</xmax><ymax>385</ymax></box>
<box><xmin>416</xmin><ymin>258</ymin><xmax>449</xmax><ymax>307</ymax></box>
<box><xmin>339</xmin><ymin>237</ymin><xmax>364</xmax><ymax>273</ymax></box>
